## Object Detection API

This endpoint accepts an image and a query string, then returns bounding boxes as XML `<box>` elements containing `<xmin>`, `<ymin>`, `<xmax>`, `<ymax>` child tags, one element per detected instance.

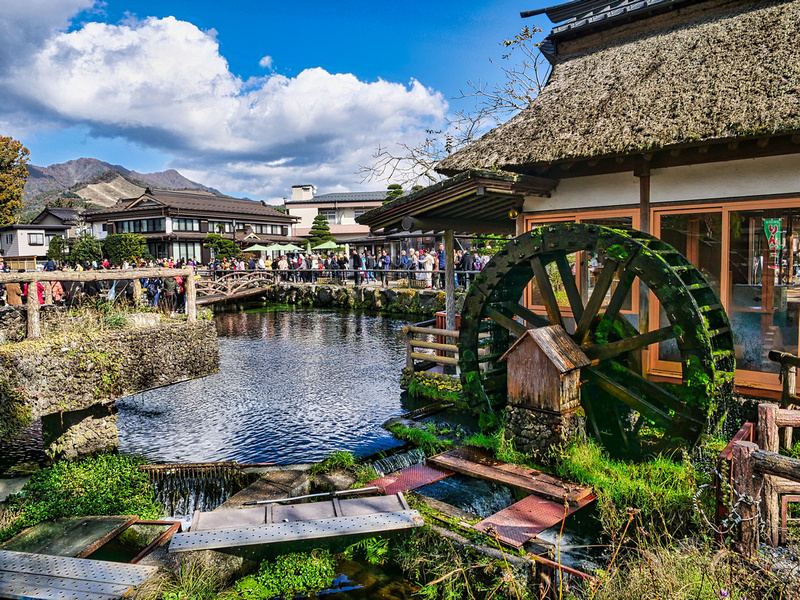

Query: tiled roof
<box><xmin>85</xmin><ymin>190</ymin><xmax>297</xmax><ymax>222</ymax></box>
<box><xmin>31</xmin><ymin>207</ymin><xmax>80</xmax><ymax>224</ymax></box>
<box><xmin>286</xmin><ymin>191</ymin><xmax>386</xmax><ymax>204</ymax></box>
<box><xmin>528</xmin><ymin>0</ymin><xmax>698</xmax><ymax>37</ymax></box>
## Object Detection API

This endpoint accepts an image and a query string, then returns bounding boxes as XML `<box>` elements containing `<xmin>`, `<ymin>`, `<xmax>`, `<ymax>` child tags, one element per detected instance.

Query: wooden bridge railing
<box><xmin>0</xmin><ymin>267</ymin><xmax>196</xmax><ymax>338</ymax></box>
<box><xmin>402</xmin><ymin>319</ymin><xmax>460</xmax><ymax>373</ymax></box>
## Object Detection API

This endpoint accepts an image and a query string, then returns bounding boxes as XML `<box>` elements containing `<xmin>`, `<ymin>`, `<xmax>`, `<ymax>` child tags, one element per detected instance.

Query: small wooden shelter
<box><xmin>500</xmin><ymin>325</ymin><xmax>589</xmax><ymax>414</ymax></box>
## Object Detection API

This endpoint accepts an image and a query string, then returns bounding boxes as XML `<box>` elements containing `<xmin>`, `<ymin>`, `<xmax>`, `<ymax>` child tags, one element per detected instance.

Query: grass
<box><xmin>387</xmin><ymin>423</ymin><xmax>453</xmax><ymax>456</ymax></box>
<box><xmin>231</xmin><ymin>550</ymin><xmax>336</xmax><ymax>599</ymax></box>
<box><xmin>309</xmin><ymin>450</ymin><xmax>357</xmax><ymax>475</ymax></box>
<box><xmin>553</xmin><ymin>440</ymin><xmax>702</xmax><ymax>539</ymax></box>
<box><xmin>0</xmin><ymin>453</ymin><xmax>162</xmax><ymax>543</ymax></box>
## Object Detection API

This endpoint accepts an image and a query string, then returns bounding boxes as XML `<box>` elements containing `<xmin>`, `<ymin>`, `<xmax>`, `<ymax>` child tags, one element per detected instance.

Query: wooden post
<box><xmin>444</xmin><ymin>229</ymin><xmax>456</xmax><ymax>339</ymax></box>
<box><xmin>402</xmin><ymin>326</ymin><xmax>414</xmax><ymax>371</ymax></box>
<box><xmin>782</xmin><ymin>364</ymin><xmax>796</xmax><ymax>448</ymax></box>
<box><xmin>732</xmin><ymin>441</ymin><xmax>761</xmax><ymax>559</ymax></box>
<box><xmin>26</xmin><ymin>284</ymin><xmax>41</xmax><ymax>339</ymax></box>
<box><xmin>185</xmin><ymin>266</ymin><xmax>197</xmax><ymax>323</ymax></box>
<box><xmin>44</xmin><ymin>282</ymin><xmax>53</xmax><ymax>305</ymax></box>
<box><xmin>133</xmin><ymin>279</ymin><xmax>143</xmax><ymax>307</ymax></box>
<box><xmin>758</xmin><ymin>403</ymin><xmax>779</xmax><ymax>452</ymax></box>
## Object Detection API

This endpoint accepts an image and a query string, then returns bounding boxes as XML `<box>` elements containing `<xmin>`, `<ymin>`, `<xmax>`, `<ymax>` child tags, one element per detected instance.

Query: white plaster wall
<box><xmin>650</xmin><ymin>154</ymin><xmax>800</xmax><ymax>203</ymax></box>
<box><xmin>286</xmin><ymin>206</ymin><xmax>318</xmax><ymax>229</ymax></box>
<box><xmin>524</xmin><ymin>171</ymin><xmax>640</xmax><ymax>213</ymax></box>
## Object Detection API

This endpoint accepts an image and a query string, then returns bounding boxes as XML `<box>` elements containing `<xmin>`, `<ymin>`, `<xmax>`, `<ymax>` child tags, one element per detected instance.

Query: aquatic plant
<box><xmin>386</xmin><ymin>423</ymin><xmax>452</xmax><ymax>456</ymax></box>
<box><xmin>232</xmin><ymin>550</ymin><xmax>336</xmax><ymax>599</ymax></box>
<box><xmin>309</xmin><ymin>450</ymin><xmax>357</xmax><ymax>475</ymax></box>
<box><xmin>0</xmin><ymin>453</ymin><xmax>161</xmax><ymax>542</ymax></box>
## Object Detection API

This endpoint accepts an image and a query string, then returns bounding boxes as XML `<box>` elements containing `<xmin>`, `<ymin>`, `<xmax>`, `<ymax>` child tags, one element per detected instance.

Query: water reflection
<box><xmin>117</xmin><ymin>308</ymin><xmax>408</xmax><ymax>464</ymax></box>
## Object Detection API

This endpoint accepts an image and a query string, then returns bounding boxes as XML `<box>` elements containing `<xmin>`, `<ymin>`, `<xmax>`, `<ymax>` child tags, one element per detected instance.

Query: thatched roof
<box><xmin>437</xmin><ymin>0</ymin><xmax>800</xmax><ymax>175</ymax></box>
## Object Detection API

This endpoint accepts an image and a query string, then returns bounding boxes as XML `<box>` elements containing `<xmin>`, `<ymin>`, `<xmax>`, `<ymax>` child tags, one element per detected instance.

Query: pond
<box><xmin>116</xmin><ymin>307</ymin><xmax>410</xmax><ymax>464</ymax></box>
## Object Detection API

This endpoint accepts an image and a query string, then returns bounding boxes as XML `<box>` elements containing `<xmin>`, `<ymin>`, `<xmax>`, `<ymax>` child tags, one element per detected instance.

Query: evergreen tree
<box><xmin>203</xmin><ymin>233</ymin><xmax>239</xmax><ymax>259</ymax></box>
<box><xmin>46</xmin><ymin>235</ymin><xmax>69</xmax><ymax>264</ymax></box>
<box><xmin>0</xmin><ymin>136</ymin><xmax>30</xmax><ymax>225</ymax></box>
<box><xmin>104</xmin><ymin>233</ymin><xmax>146</xmax><ymax>265</ymax></box>
<box><xmin>383</xmin><ymin>183</ymin><xmax>404</xmax><ymax>204</ymax></box>
<box><xmin>70</xmin><ymin>232</ymin><xmax>103</xmax><ymax>266</ymax></box>
<box><xmin>308</xmin><ymin>214</ymin><xmax>337</xmax><ymax>247</ymax></box>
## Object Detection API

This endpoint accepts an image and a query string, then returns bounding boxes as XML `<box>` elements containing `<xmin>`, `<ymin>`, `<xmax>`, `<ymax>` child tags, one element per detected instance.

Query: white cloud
<box><xmin>1</xmin><ymin>10</ymin><xmax>448</xmax><ymax>199</ymax></box>
<box><xmin>258</xmin><ymin>55</ymin><xmax>273</xmax><ymax>70</ymax></box>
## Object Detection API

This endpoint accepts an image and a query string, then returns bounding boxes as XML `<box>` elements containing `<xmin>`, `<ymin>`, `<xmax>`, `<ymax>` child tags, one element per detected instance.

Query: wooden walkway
<box><xmin>0</xmin><ymin>550</ymin><xmax>158</xmax><ymax>600</ymax></box>
<box><xmin>427</xmin><ymin>447</ymin><xmax>593</xmax><ymax>506</ymax></box>
<box><xmin>169</xmin><ymin>493</ymin><xmax>423</xmax><ymax>553</ymax></box>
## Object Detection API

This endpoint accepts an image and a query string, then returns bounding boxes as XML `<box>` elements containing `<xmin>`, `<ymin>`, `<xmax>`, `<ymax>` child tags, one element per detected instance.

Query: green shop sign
<box><xmin>764</xmin><ymin>218</ymin><xmax>781</xmax><ymax>257</ymax></box>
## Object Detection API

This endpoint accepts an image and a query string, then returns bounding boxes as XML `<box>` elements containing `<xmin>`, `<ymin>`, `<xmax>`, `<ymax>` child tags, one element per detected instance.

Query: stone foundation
<box><xmin>0</xmin><ymin>319</ymin><xmax>219</xmax><ymax>446</ymax></box>
<box><xmin>42</xmin><ymin>403</ymin><xmax>119</xmax><ymax>461</ymax></box>
<box><xmin>505</xmin><ymin>404</ymin><xmax>585</xmax><ymax>457</ymax></box>
<box><xmin>213</xmin><ymin>283</ymin><xmax>466</xmax><ymax>318</ymax></box>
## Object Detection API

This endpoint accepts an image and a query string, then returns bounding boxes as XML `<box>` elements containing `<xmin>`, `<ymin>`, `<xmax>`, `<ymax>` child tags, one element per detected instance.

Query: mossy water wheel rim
<box><xmin>457</xmin><ymin>223</ymin><xmax>735</xmax><ymax>453</ymax></box>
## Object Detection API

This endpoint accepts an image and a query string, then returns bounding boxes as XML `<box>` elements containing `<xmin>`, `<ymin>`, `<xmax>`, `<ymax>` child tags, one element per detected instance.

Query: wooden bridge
<box><xmin>195</xmin><ymin>271</ymin><xmax>276</xmax><ymax>305</ymax></box>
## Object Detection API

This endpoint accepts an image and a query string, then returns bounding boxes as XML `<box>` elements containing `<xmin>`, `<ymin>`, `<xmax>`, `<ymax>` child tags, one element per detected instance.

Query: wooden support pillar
<box><xmin>782</xmin><ymin>364</ymin><xmax>796</xmax><ymax>448</ymax></box>
<box><xmin>636</xmin><ymin>158</ymin><xmax>651</xmax><ymax>374</ymax></box>
<box><xmin>732</xmin><ymin>440</ymin><xmax>761</xmax><ymax>558</ymax></box>
<box><xmin>445</xmin><ymin>229</ymin><xmax>455</xmax><ymax>333</ymax></box>
<box><xmin>185</xmin><ymin>266</ymin><xmax>197</xmax><ymax>323</ymax></box>
<box><xmin>26</xmin><ymin>284</ymin><xmax>41</xmax><ymax>339</ymax></box>
<box><xmin>44</xmin><ymin>282</ymin><xmax>53</xmax><ymax>305</ymax></box>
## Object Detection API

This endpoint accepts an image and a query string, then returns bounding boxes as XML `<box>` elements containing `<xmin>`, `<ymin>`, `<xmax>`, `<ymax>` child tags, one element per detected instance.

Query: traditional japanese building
<box><xmin>85</xmin><ymin>189</ymin><xmax>299</xmax><ymax>264</ymax></box>
<box><xmin>362</xmin><ymin>0</ymin><xmax>800</xmax><ymax>396</ymax></box>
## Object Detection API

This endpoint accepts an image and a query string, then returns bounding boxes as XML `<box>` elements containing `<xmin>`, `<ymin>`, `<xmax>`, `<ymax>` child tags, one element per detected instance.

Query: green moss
<box><xmin>387</xmin><ymin>423</ymin><xmax>452</xmax><ymax>456</ymax></box>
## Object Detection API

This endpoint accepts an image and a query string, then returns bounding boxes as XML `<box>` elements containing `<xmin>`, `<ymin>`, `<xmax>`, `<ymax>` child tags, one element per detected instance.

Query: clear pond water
<box><xmin>116</xmin><ymin>308</ymin><xmax>410</xmax><ymax>464</ymax></box>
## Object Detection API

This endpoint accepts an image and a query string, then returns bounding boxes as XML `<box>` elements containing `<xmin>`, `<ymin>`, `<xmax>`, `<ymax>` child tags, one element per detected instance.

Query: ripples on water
<box><xmin>117</xmin><ymin>308</ymin><xmax>409</xmax><ymax>464</ymax></box>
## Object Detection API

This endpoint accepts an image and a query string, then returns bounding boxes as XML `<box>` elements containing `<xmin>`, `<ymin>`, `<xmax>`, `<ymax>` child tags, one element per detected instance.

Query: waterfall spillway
<box><xmin>146</xmin><ymin>464</ymin><xmax>248</xmax><ymax>519</ymax></box>
<box><xmin>371</xmin><ymin>448</ymin><xmax>426</xmax><ymax>477</ymax></box>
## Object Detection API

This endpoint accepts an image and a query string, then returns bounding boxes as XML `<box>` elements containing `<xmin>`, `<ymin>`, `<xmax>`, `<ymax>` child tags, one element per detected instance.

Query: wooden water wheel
<box><xmin>458</xmin><ymin>223</ymin><xmax>735</xmax><ymax>455</ymax></box>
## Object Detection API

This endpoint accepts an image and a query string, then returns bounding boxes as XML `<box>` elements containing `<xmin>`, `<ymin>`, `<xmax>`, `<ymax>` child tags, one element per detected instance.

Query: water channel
<box><xmin>118</xmin><ymin>307</ymin><xmax>410</xmax><ymax>464</ymax></box>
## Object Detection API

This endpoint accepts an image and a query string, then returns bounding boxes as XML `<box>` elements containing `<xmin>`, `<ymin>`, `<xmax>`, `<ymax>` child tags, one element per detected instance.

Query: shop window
<box><xmin>657</xmin><ymin>212</ymin><xmax>723</xmax><ymax>363</ymax></box>
<box><xmin>727</xmin><ymin>208</ymin><xmax>799</xmax><ymax>373</ymax></box>
<box><xmin>28</xmin><ymin>233</ymin><xmax>44</xmax><ymax>246</ymax></box>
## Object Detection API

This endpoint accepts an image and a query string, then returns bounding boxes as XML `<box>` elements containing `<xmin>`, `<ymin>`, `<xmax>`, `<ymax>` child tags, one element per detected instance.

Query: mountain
<box><xmin>21</xmin><ymin>158</ymin><xmax>220</xmax><ymax>221</ymax></box>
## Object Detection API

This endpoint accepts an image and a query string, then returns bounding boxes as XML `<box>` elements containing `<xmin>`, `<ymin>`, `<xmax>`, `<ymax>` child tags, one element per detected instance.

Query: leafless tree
<box><xmin>359</xmin><ymin>26</ymin><xmax>550</xmax><ymax>188</ymax></box>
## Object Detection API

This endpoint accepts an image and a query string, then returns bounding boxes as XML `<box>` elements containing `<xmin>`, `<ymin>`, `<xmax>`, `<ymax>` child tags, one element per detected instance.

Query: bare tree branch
<box><xmin>359</xmin><ymin>26</ymin><xmax>550</xmax><ymax>188</ymax></box>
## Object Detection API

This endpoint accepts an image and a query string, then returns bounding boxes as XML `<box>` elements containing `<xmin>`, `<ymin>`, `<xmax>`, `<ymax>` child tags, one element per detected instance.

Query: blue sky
<box><xmin>1</xmin><ymin>0</ymin><xmax>554</xmax><ymax>202</ymax></box>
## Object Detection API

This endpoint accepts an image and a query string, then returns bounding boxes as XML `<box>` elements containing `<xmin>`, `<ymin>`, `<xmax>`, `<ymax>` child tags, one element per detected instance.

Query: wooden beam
<box><xmin>26</xmin><ymin>283</ymin><xmax>41</xmax><ymax>339</ymax></box>
<box><xmin>444</xmin><ymin>229</ymin><xmax>456</xmax><ymax>335</ymax></box>
<box><xmin>0</xmin><ymin>267</ymin><xmax>192</xmax><ymax>284</ymax></box>
<box><xmin>401</xmin><ymin>216</ymin><xmax>513</xmax><ymax>235</ymax></box>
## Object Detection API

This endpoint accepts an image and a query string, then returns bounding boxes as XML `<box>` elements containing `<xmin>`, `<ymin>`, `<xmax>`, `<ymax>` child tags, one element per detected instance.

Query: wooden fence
<box><xmin>0</xmin><ymin>267</ymin><xmax>197</xmax><ymax>338</ymax></box>
<box><xmin>402</xmin><ymin>319</ymin><xmax>459</xmax><ymax>373</ymax></box>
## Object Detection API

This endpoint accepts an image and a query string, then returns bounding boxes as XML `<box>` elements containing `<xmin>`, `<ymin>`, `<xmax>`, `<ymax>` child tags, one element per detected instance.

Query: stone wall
<box><xmin>212</xmin><ymin>283</ymin><xmax>466</xmax><ymax>318</ymax></box>
<box><xmin>504</xmin><ymin>404</ymin><xmax>585</xmax><ymax>459</ymax></box>
<box><xmin>0</xmin><ymin>319</ymin><xmax>219</xmax><ymax>441</ymax></box>
<box><xmin>0</xmin><ymin>305</ymin><xmax>68</xmax><ymax>344</ymax></box>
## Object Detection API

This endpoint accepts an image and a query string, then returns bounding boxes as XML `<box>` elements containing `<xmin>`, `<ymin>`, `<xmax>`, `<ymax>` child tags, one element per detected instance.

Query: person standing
<box><xmin>351</xmin><ymin>249</ymin><xmax>363</xmax><ymax>286</ymax></box>
<box><xmin>379</xmin><ymin>250</ymin><xmax>391</xmax><ymax>287</ymax></box>
<box><xmin>420</xmin><ymin>249</ymin><xmax>435</xmax><ymax>288</ymax></box>
<box><xmin>436</xmin><ymin>243</ymin><xmax>446</xmax><ymax>289</ymax></box>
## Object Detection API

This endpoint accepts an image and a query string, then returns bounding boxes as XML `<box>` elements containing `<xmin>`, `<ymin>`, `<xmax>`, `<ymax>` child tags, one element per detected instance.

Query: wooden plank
<box><xmin>410</xmin><ymin>352</ymin><xmax>459</xmax><ymax>366</ymax></box>
<box><xmin>169</xmin><ymin>511</ymin><xmax>424</xmax><ymax>553</ymax></box>
<box><xmin>426</xmin><ymin>448</ymin><xmax>592</xmax><ymax>505</ymax></box>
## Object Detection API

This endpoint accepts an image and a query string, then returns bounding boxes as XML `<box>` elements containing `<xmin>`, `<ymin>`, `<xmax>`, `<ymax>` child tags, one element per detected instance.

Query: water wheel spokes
<box><xmin>458</xmin><ymin>223</ymin><xmax>736</xmax><ymax>457</ymax></box>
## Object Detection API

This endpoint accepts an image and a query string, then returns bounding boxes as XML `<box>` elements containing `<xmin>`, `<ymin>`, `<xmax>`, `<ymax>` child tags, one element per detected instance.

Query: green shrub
<box><xmin>232</xmin><ymin>550</ymin><xmax>335</xmax><ymax>599</ymax></box>
<box><xmin>0</xmin><ymin>453</ymin><xmax>161</xmax><ymax>542</ymax></box>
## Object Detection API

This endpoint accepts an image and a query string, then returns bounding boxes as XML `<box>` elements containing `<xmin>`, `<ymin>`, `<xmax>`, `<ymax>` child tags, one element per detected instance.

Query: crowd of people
<box><xmin>0</xmin><ymin>257</ymin><xmax>196</xmax><ymax>314</ymax></box>
<box><xmin>207</xmin><ymin>245</ymin><xmax>490</xmax><ymax>288</ymax></box>
<box><xmin>0</xmin><ymin>245</ymin><xmax>492</xmax><ymax>307</ymax></box>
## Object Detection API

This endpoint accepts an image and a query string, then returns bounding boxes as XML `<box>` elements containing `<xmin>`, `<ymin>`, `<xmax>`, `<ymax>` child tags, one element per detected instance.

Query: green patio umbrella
<box><xmin>245</xmin><ymin>244</ymin><xmax>271</xmax><ymax>252</ymax></box>
<box><xmin>282</xmin><ymin>243</ymin><xmax>304</xmax><ymax>252</ymax></box>
<box><xmin>311</xmin><ymin>240</ymin><xmax>341</xmax><ymax>250</ymax></box>
<box><xmin>263</xmin><ymin>243</ymin><xmax>286</xmax><ymax>252</ymax></box>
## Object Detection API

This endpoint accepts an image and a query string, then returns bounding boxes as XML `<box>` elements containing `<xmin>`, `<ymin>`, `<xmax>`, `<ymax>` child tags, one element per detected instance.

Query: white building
<box><xmin>286</xmin><ymin>185</ymin><xmax>386</xmax><ymax>243</ymax></box>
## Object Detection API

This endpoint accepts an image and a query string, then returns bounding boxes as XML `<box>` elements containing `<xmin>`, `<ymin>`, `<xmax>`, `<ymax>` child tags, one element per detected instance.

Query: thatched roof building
<box><xmin>437</xmin><ymin>0</ymin><xmax>800</xmax><ymax>176</ymax></box>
